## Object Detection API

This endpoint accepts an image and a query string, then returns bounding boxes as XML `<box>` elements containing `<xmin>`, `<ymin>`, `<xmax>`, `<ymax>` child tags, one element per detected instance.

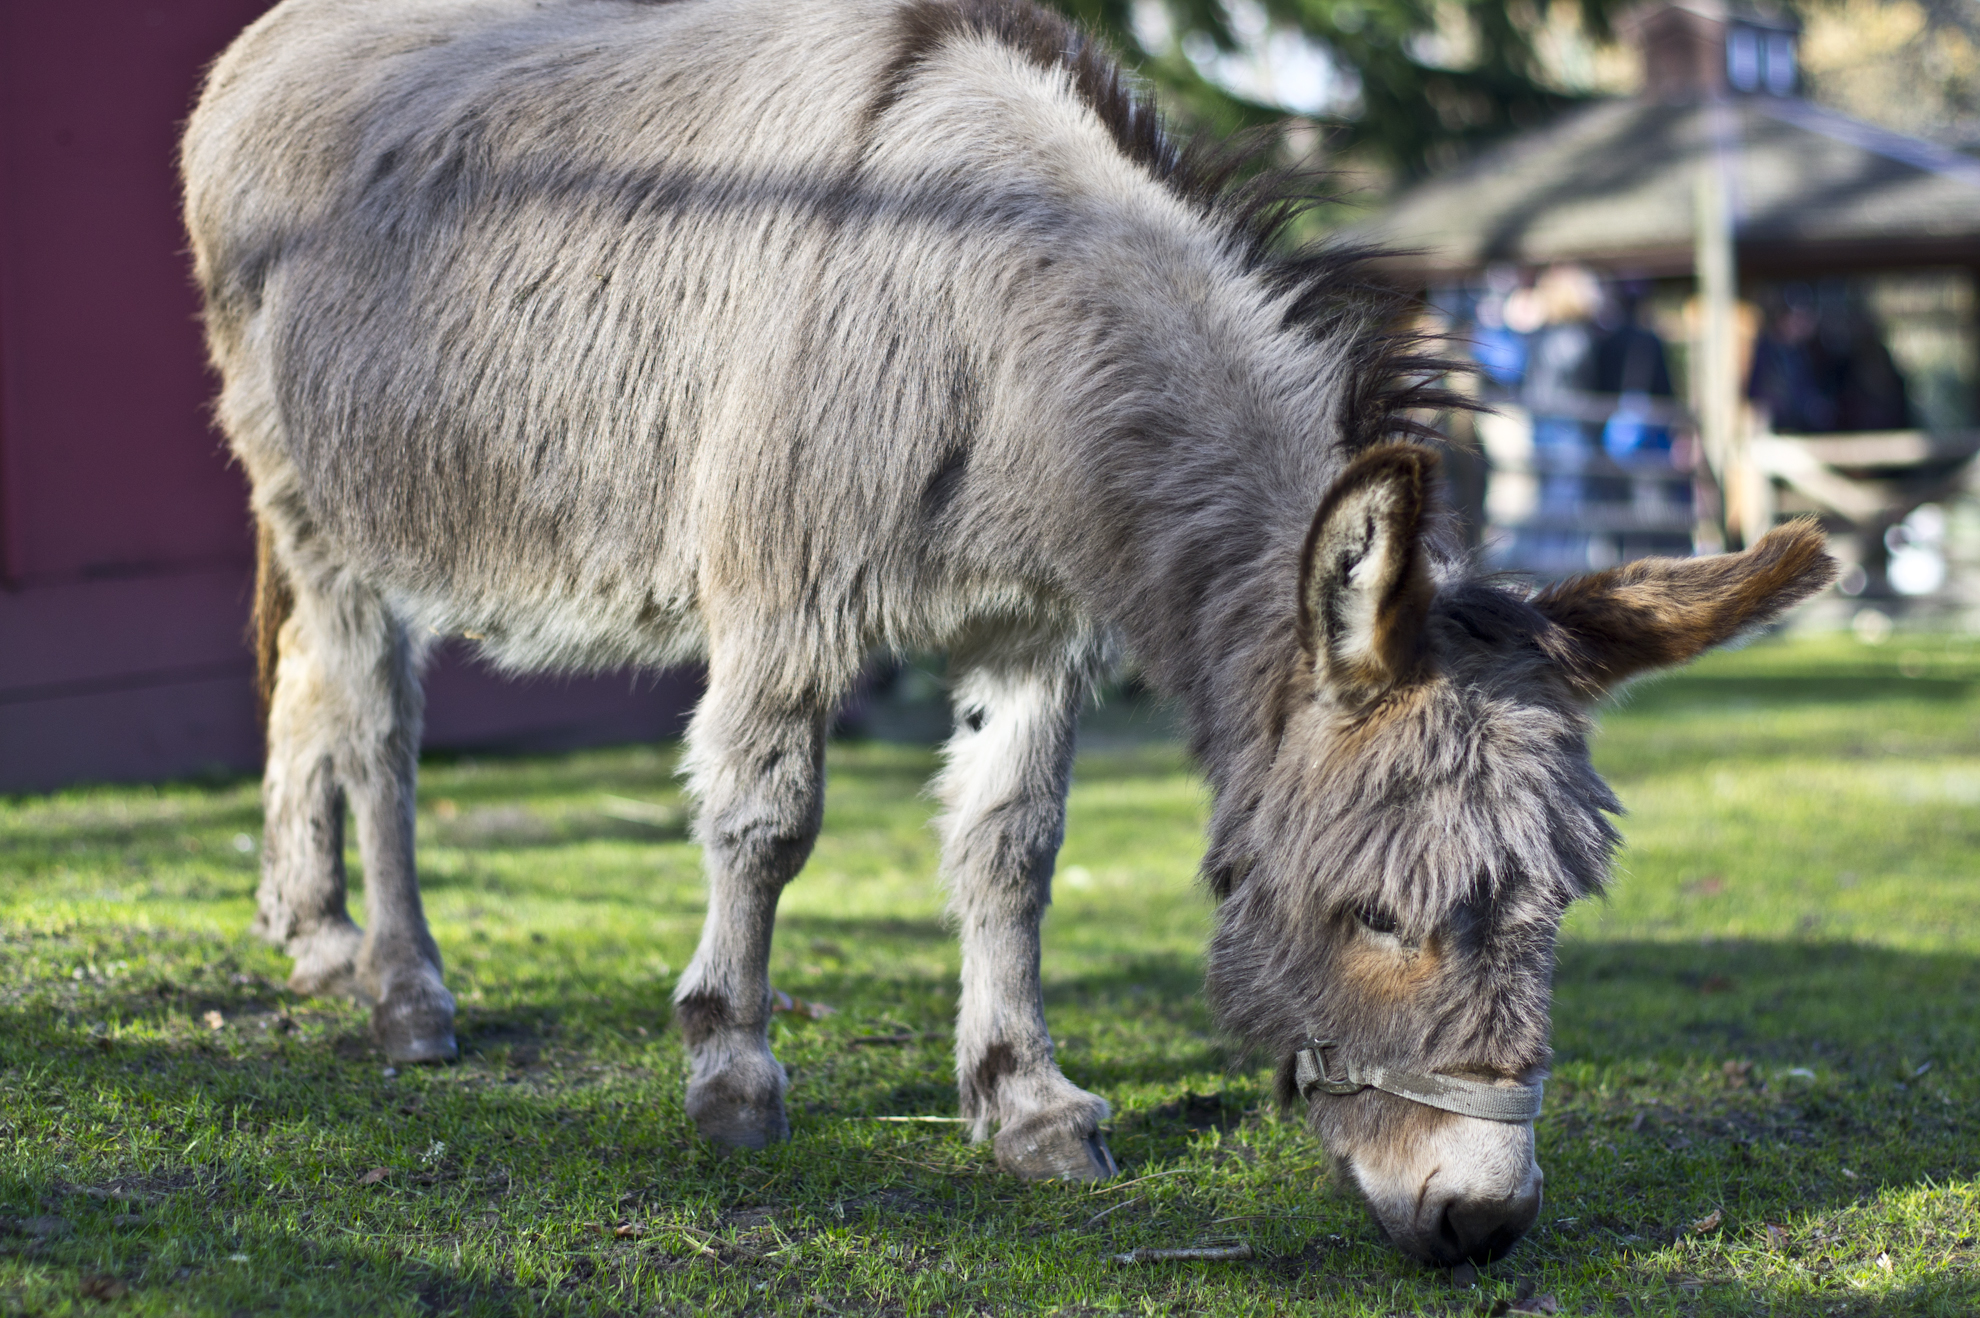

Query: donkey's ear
<box><xmin>1531</xmin><ymin>518</ymin><xmax>1837</xmax><ymax>694</ymax></box>
<box><xmin>1299</xmin><ymin>444</ymin><xmax>1437</xmax><ymax>694</ymax></box>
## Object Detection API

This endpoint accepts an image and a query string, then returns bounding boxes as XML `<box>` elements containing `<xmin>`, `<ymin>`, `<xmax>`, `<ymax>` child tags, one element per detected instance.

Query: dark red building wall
<box><xmin>0</xmin><ymin>3</ymin><xmax>697</xmax><ymax>795</ymax></box>
<box><xmin>1</xmin><ymin>3</ymin><xmax>269</xmax><ymax>587</ymax></box>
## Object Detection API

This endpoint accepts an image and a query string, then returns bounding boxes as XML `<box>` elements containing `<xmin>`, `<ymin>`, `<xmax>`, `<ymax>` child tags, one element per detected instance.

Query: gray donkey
<box><xmin>183</xmin><ymin>0</ymin><xmax>1834</xmax><ymax>1265</ymax></box>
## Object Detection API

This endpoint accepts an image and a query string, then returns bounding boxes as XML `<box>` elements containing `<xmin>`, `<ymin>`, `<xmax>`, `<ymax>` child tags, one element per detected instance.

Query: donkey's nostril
<box><xmin>1443</xmin><ymin>1194</ymin><xmax>1540</xmax><ymax>1265</ymax></box>
<box><xmin>1435</xmin><ymin>1205</ymin><xmax>1466</xmax><ymax>1261</ymax></box>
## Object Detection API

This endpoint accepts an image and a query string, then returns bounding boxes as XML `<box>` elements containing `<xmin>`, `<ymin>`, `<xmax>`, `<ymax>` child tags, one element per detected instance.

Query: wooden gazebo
<box><xmin>1365</xmin><ymin>0</ymin><xmax>1980</xmax><ymax>607</ymax></box>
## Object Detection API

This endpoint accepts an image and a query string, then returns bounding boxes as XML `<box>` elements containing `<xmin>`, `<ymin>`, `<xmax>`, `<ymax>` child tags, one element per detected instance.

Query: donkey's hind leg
<box><xmin>940</xmin><ymin>649</ymin><xmax>1117</xmax><ymax>1181</ymax></box>
<box><xmin>260</xmin><ymin>573</ymin><xmax>454</xmax><ymax>1063</ymax></box>
<box><xmin>672</xmin><ymin>666</ymin><xmax>828</xmax><ymax>1151</ymax></box>
<box><xmin>256</xmin><ymin>611</ymin><xmax>362</xmax><ymax>996</ymax></box>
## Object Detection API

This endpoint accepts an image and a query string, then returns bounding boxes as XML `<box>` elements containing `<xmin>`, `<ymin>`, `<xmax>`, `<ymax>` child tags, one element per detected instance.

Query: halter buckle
<box><xmin>1296</xmin><ymin>1041</ymin><xmax>1365</xmax><ymax>1097</ymax></box>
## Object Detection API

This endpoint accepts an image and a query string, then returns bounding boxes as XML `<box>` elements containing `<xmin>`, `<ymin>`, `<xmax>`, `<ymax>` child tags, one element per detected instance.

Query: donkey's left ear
<box><xmin>1531</xmin><ymin>518</ymin><xmax>1838</xmax><ymax>694</ymax></box>
<box><xmin>1299</xmin><ymin>444</ymin><xmax>1437</xmax><ymax>695</ymax></box>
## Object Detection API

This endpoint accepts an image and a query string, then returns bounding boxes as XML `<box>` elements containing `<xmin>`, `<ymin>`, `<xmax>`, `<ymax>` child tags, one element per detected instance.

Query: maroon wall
<box><xmin>0</xmin><ymin>3</ymin><xmax>698</xmax><ymax>795</ymax></box>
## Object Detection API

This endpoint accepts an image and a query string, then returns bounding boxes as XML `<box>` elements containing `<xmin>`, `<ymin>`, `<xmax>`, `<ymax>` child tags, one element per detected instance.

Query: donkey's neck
<box><xmin>1042</xmin><ymin>253</ymin><xmax>1353</xmax><ymax>794</ymax></box>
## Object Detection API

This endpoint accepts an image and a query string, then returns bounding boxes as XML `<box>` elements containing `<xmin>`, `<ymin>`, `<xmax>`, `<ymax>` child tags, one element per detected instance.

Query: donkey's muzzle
<box><xmin>1412</xmin><ymin>1174</ymin><xmax>1542</xmax><ymax>1266</ymax></box>
<box><xmin>1336</xmin><ymin>1104</ymin><xmax>1543</xmax><ymax>1267</ymax></box>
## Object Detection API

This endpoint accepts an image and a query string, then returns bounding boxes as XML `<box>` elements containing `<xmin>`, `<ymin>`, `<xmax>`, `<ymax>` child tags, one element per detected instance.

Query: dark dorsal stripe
<box><xmin>873</xmin><ymin>0</ymin><xmax>1177</xmax><ymax>194</ymax></box>
<box><xmin>870</xmin><ymin>0</ymin><xmax>1466</xmax><ymax>461</ymax></box>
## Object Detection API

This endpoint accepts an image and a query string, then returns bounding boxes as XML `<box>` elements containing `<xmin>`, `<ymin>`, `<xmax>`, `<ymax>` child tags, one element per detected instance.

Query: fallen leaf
<box><xmin>1765</xmin><ymin>1223</ymin><xmax>1789</xmax><ymax>1251</ymax></box>
<box><xmin>612</xmin><ymin>1223</ymin><xmax>644</xmax><ymax>1239</ymax></box>
<box><xmin>357</xmin><ymin>1167</ymin><xmax>390</xmax><ymax>1186</ymax></box>
<box><xmin>1691</xmin><ymin>1209</ymin><xmax>1723</xmax><ymax>1233</ymax></box>
<box><xmin>203</xmin><ymin>1010</ymin><xmax>226</xmax><ymax>1031</ymax></box>
<box><xmin>1877</xmin><ymin>1253</ymin><xmax>1893</xmax><ymax>1272</ymax></box>
<box><xmin>1509</xmin><ymin>1296</ymin><xmax>1560</xmax><ymax>1315</ymax></box>
<box><xmin>79</xmin><ymin>1275</ymin><xmax>128</xmax><ymax>1300</ymax></box>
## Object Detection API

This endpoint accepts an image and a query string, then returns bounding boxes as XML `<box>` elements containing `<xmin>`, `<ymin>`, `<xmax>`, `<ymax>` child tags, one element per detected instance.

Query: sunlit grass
<box><xmin>0</xmin><ymin>632</ymin><xmax>1975</xmax><ymax>1313</ymax></box>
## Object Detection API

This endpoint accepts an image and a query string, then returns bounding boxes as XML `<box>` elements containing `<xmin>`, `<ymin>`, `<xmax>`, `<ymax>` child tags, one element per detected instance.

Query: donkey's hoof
<box><xmin>370</xmin><ymin>980</ymin><xmax>458</xmax><ymax>1064</ymax></box>
<box><xmin>283</xmin><ymin>922</ymin><xmax>363</xmax><ymax>998</ymax></box>
<box><xmin>994</xmin><ymin>1114</ymin><xmax>1120</xmax><ymax>1182</ymax></box>
<box><xmin>686</xmin><ymin>1074</ymin><xmax>790</xmax><ymax>1152</ymax></box>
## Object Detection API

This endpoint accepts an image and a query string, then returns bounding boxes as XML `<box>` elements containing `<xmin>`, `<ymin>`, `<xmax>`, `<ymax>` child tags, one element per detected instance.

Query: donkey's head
<box><xmin>1204</xmin><ymin>444</ymin><xmax>1834</xmax><ymax>1266</ymax></box>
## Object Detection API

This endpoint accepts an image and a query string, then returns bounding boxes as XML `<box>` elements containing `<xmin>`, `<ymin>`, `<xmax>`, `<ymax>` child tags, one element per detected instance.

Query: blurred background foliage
<box><xmin>1045</xmin><ymin>0</ymin><xmax>1980</xmax><ymax>188</ymax></box>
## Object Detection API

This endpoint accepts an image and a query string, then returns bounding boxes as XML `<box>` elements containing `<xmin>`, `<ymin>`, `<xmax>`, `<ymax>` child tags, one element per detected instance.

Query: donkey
<box><xmin>183</xmin><ymin>0</ymin><xmax>1835</xmax><ymax>1265</ymax></box>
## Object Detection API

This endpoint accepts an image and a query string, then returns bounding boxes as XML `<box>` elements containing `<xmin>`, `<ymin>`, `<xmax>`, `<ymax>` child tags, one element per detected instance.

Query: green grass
<box><xmin>2</xmin><ymin>632</ymin><xmax>1978</xmax><ymax>1315</ymax></box>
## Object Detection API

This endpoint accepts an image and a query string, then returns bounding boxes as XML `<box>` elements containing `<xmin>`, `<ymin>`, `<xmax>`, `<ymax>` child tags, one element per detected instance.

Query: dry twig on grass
<box><xmin>846</xmin><ymin>1032</ymin><xmax>945</xmax><ymax>1047</ymax></box>
<box><xmin>1112</xmin><ymin>1243</ymin><xmax>1254</xmax><ymax>1264</ymax></box>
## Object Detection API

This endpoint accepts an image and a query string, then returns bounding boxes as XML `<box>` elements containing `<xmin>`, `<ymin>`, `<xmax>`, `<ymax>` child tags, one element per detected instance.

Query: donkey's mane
<box><xmin>878</xmin><ymin>0</ymin><xmax>1462</xmax><ymax>458</ymax></box>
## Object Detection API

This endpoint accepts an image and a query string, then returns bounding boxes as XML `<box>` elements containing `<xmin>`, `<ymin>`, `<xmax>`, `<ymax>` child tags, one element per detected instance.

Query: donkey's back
<box><xmin>188</xmin><ymin>0</ymin><xmax>1114</xmax><ymax>680</ymax></box>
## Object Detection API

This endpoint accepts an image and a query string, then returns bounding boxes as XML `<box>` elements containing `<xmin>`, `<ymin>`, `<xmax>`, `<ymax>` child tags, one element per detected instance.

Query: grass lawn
<box><xmin>1</xmin><ymin>632</ymin><xmax>1977</xmax><ymax>1315</ymax></box>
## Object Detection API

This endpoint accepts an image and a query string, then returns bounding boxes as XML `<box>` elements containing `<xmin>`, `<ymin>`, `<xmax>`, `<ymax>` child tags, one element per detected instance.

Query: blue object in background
<box><xmin>1602</xmin><ymin>394</ymin><xmax>1673</xmax><ymax>464</ymax></box>
<box><xmin>1472</xmin><ymin>326</ymin><xmax>1527</xmax><ymax>386</ymax></box>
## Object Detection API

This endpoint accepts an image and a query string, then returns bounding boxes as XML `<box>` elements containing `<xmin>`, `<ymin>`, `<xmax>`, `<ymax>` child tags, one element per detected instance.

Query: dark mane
<box><xmin>875</xmin><ymin>0</ymin><xmax>1467</xmax><ymax>457</ymax></box>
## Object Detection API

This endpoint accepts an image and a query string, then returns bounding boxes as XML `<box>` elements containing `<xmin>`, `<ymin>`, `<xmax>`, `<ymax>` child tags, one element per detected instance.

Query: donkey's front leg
<box><xmin>673</xmin><ymin>680</ymin><xmax>827</xmax><ymax>1151</ymax></box>
<box><xmin>941</xmin><ymin>660</ymin><xmax>1117</xmax><ymax>1181</ymax></box>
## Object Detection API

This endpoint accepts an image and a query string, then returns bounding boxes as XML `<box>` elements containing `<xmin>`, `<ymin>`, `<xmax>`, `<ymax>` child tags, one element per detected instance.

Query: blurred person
<box><xmin>1747</xmin><ymin>288</ymin><xmax>1837</xmax><ymax>432</ymax></box>
<box><xmin>1749</xmin><ymin>289</ymin><xmax>1912</xmax><ymax>434</ymax></box>
<box><xmin>1593</xmin><ymin>284</ymin><xmax>1676</xmax><ymax>466</ymax></box>
<box><xmin>1523</xmin><ymin>265</ymin><xmax>1604</xmax><ymax>513</ymax></box>
<box><xmin>1832</xmin><ymin>307</ymin><xmax>1911</xmax><ymax>431</ymax></box>
<box><xmin>1468</xmin><ymin>265</ymin><xmax>1529</xmax><ymax>388</ymax></box>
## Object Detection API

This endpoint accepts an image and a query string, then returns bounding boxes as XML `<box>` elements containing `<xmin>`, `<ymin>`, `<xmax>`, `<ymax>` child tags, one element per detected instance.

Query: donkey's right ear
<box><xmin>1298</xmin><ymin>444</ymin><xmax>1437</xmax><ymax>696</ymax></box>
<box><xmin>1530</xmin><ymin>518</ymin><xmax>1837</xmax><ymax>694</ymax></box>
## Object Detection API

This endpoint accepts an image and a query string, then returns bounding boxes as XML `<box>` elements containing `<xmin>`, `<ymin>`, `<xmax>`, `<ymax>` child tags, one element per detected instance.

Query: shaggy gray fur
<box><xmin>183</xmin><ymin>0</ymin><xmax>1835</xmax><ymax>1264</ymax></box>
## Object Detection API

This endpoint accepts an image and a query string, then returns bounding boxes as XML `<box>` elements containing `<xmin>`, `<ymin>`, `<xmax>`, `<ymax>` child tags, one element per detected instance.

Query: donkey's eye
<box><xmin>1354</xmin><ymin>905</ymin><xmax>1399</xmax><ymax>936</ymax></box>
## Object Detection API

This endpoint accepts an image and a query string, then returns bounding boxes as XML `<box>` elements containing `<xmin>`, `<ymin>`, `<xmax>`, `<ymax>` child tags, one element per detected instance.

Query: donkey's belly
<box><xmin>383</xmin><ymin>566</ymin><xmax>710</xmax><ymax>677</ymax></box>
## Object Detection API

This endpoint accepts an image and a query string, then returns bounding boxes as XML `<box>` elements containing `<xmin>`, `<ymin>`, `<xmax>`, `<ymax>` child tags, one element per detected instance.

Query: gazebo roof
<box><xmin>1367</xmin><ymin>94</ymin><xmax>1980</xmax><ymax>282</ymax></box>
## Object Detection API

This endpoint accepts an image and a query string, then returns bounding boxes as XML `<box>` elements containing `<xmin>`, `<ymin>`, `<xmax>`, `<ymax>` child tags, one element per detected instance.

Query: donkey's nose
<box><xmin>1436</xmin><ymin>1188</ymin><xmax>1540</xmax><ymax>1265</ymax></box>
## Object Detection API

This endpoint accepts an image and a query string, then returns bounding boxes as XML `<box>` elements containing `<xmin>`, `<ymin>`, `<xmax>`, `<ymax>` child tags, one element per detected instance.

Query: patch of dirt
<box><xmin>1143</xmin><ymin>1091</ymin><xmax>1245</xmax><ymax>1134</ymax></box>
<box><xmin>717</xmin><ymin>1206</ymin><xmax>780</xmax><ymax>1231</ymax></box>
<box><xmin>1270</xmin><ymin>1232</ymin><xmax>1353</xmax><ymax>1280</ymax></box>
<box><xmin>414</xmin><ymin>1265</ymin><xmax>537</xmax><ymax>1315</ymax></box>
<box><xmin>38</xmin><ymin>1170</ymin><xmax>200</xmax><ymax>1208</ymax></box>
<box><xmin>459</xmin><ymin>1016</ymin><xmax>555</xmax><ymax>1069</ymax></box>
<box><xmin>835</xmin><ymin>1188</ymin><xmax>937</xmax><ymax>1219</ymax></box>
<box><xmin>331</xmin><ymin>1030</ymin><xmax>379</xmax><ymax>1062</ymax></box>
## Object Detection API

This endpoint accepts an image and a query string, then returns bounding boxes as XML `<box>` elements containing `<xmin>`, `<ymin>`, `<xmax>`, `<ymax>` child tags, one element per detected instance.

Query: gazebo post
<box><xmin>1694</xmin><ymin>105</ymin><xmax>1744</xmax><ymax>550</ymax></box>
